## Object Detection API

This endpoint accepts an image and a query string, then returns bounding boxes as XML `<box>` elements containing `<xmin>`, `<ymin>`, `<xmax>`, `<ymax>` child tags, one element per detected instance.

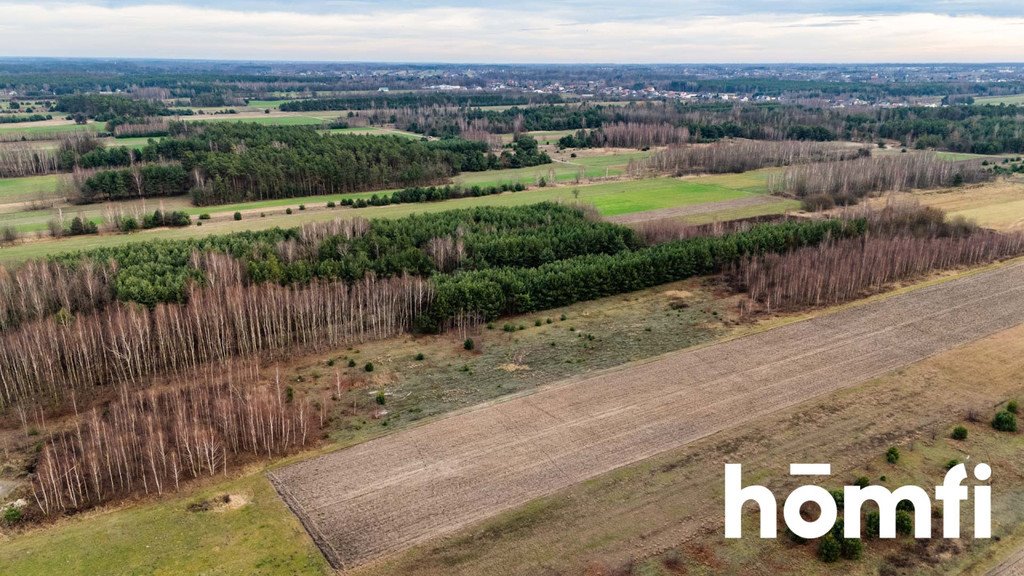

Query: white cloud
<box><xmin>0</xmin><ymin>3</ymin><xmax>1021</xmax><ymax>62</ymax></box>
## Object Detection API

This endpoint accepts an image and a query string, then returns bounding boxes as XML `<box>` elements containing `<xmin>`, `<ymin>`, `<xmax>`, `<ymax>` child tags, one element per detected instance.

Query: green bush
<box><xmin>895</xmin><ymin>510</ymin><xmax>913</xmax><ymax>535</ymax></box>
<box><xmin>854</xmin><ymin>476</ymin><xmax>870</xmax><ymax>488</ymax></box>
<box><xmin>299</xmin><ymin>204</ymin><xmax>306</xmax><ymax>211</ymax></box>
<box><xmin>952</xmin><ymin>425</ymin><xmax>968</xmax><ymax>440</ymax></box>
<box><xmin>886</xmin><ymin>446</ymin><xmax>900</xmax><ymax>464</ymax></box>
<box><xmin>285</xmin><ymin>207</ymin><xmax>293</xmax><ymax>215</ymax></box>
<box><xmin>1008</xmin><ymin>400</ymin><xmax>1019</xmax><ymax>414</ymax></box>
<box><xmin>233</xmin><ymin>211</ymin><xmax>242</xmax><ymax>221</ymax></box>
<box><xmin>993</xmin><ymin>411</ymin><xmax>1018</xmax><ymax>432</ymax></box>
<box><xmin>198</xmin><ymin>213</ymin><xmax>211</xmax><ymax>220</ymax></box>
<box><xmin>326</xmin><ymin>201</ymin><xmax>336</xmax><ymax>208</ymax></box>
<box><xmin>841</xmin><ymin>537</ymin><xmax>863</xmax><ymax>560</ymax></box>
<box><xmin>414</xmin><ymin>352</ymin><xmax>425</xmax><ymax>361</ymax></box>
<box><xmin>464</xmin><ymin>338</ymin><xmax>475</xmax><ymax>351</ymax></box>
<box><xmin>364</xmin><ymin>362</ymin><xmax>374</xmax><ymax>372</ymax></box>
<box><xmin>347</xmin><ymin>359</ymin><xmax>356</xmax><ymax>368</ymax></box>
<box><xmin>375</xmin><ymin>391</ymin><xmax>386</xmax><ymax>405</ymax></box>
<box><xmin>818</xmin><ymin>533</ymin><xmax>841</xmax><ymax>562</ymax></box>
<box><xmin>2</xmin><ymin>505</ymin><xmax>22</xmax><ymax>526</ymax></box>
<box><xmin>865</xmin><ymin>510</ymin><xmax>881</xmax><ymax>537</ymax></box>
<box><xmin>946</xmin><ymin>459</ymin><xmax>960</xmax><ymax>470</ymax></box>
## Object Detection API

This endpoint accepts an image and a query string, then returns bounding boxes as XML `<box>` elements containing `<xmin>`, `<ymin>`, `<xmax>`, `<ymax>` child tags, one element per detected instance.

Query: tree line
<box><xmin>767</xmin><ymin>153</ymin><xmax>994</xmax><ymax>210</ymax></box>
<box><xmin>278</xmin><ymin>92</ymin><xmax>562</xmax><ymax>112</ymax></box>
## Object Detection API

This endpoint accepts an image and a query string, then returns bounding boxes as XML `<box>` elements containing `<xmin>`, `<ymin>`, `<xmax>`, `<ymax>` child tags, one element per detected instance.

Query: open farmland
<box><xmin>908</xmin><ymin>179</ymin><xmax>1024</xmax><ymax>231</ymax></box>
<box><xmin>360</xmin><ymin>306</ymin><xmax>1024</xmax><ymax>576</ymax></box>
<box><xmin>0</xmin><ymin>171</ymin><xmax>779</xmax><ymax>262</ymax></box>
<box><xmin>270</xmin><ymin>260</ymin><xmax>1024</xmax><ymax>570</ymax></box>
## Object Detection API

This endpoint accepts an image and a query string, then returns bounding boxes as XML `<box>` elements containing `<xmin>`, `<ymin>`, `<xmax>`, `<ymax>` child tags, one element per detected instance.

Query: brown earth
<box><xmin>270</xmin><ymin>261</ymin><xmax>1024</xmax><ymax>570</ymax></box>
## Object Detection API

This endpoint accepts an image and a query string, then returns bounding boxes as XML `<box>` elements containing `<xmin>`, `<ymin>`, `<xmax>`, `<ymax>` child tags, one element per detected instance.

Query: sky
<box><xmin>0</xmin><ymin>1</ymin><xmax>1023</xmax><ymax>63</ymax></box>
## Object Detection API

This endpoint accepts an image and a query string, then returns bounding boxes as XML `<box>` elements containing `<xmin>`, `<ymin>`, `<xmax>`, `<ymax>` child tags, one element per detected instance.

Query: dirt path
<box><xmin>605</xmin><ymin>195</ymin><xmax>787</xmax><ymax>224</ymax></box>
<box><xmin>270</xmin><ymin>262</ymin><xmax>1024</xmax><ymax>570</ymax></box>
<box><xmin>989</xmin><ymin>548</ymin><xmax>1024</xmax><ymax>576</ymax></box>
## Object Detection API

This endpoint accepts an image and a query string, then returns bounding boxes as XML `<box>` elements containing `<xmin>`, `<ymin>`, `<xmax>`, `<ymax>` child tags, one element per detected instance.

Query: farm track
<box><xmin>605</xmin><ymin>195</ymin><xmax>784</xmax><ymax>223</ymax></box>
<box><xmin>270</xmin><ymin>261</ymin><xmax>1024</xmax><ymax>570</ymax></box>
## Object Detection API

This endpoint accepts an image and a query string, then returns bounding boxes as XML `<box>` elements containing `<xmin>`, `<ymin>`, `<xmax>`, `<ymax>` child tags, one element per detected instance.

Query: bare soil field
<box><xmin>270</xmin><ymin>260</ymin><xmax>1024</xmax><ymax>570</ymax></box>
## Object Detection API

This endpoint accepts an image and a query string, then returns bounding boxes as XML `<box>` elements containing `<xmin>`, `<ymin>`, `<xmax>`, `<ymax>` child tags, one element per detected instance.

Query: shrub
<box><xmin>299</xmin><ymin>204</ymin><xmax>306</xmax><ymax>211</ymax></box>
<box><xmin>952</xmin><ymin>425</ymin><xmax>968</xmax><ymax>440</ymax></box>
<box><xmin>946</xmin><ymin>459</ymin><xmax>960</xmax><ymax>470</ymax></box>
<box><xmin>326</xmin><ymin>201</ymin><xmax>336</xmax><ymax>208</ymax></box>
<box><xmin>854</xmin><ymin>476</ymin><xmax>870</xmax><ymax>488</ymax></box>
<box><xmin>233</xmin><ymin>211</ymin><xmax>242</xmax><ymax>221</ymax></box>
<box><xmin>414</xmin><ymin>352</ymin><xmax>425</xmax><ymax>361</ymax></box>
<box><xmin>818</xmin><ymin>533</ymin><xmax>841</xmax><ymax>562</ymax></box>
<box><xmin>375</xmin><ymin>391</ymin><xmax>386</xmax><ymax>405</ymax></box>
<box><xmin>841</xmin><ymin>537</ymin><xmax>863</xmax><ymax>560</ymax></box>
<box><xmin>886</xmin><ymin>446</ymin><xmax>900</xmax><ymax>464</ymax></box>
<box><xmin>2</xmin><ymin>505</ymin><xmax>22</xmax><ymax>526</ymax></box>
<box><xmin>829</xmin><ymin>489</ymin><xmax>844</xmax><ymax>506</ymax></box>
<box><xmin>895</xmin><ymin>509</ymin><xmax>913</xmax><ymax>535</ymax></box>
<box><xmin>1008</xmin><ymin>400</ymin><xmax>1019</xmax><ymax>414</ymax></box>
<box><xmin>364</xmin><ymin>362</ymin><xmax>374</xmax><ymax>372</ymax></box>
<box><xmin>992</xmin><ymin>411</ymin><xmax>1018</xmax><ymax>432</ymax></box>
<box><xmin>535</xmin><ymin>319</ymin><xmax>543</xmax><ymax>326</ymax></box>
<box><xmin>865</xmin><ymin>510</ymin><xmax>881</xmax><ymax>537</ymax></box>
<box><xmin>464</xmin><ymin>338</ymin><xmax>475</xmax><ymax>351</ymax></box>
<box><xmin>0</xmin><ymin>226</ymin><xmax>18</xmax><ymax>244</ymax></box>
<box><xmin>285</xmin><ymin>207</ymin><xmax>293</xmax><ymax>215</ymax></box>
<box><xmin>503</xmin><ymin>323</ymin><xmax>516</xmax><ymax>332</ymax></box>
<box><xmin>347</xmin><ymin>359</ymin><xmax>356</xmax><ymax>368</ymax></box>
<box><xmin>198</xmin><ymin>213</ymin><xmax>211</xmax><ymax>220</ymax></box>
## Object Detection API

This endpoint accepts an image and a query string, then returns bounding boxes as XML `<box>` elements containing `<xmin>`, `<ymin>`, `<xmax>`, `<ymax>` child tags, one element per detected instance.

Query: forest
<box><xmin>62</xmin><ymin>123</ymin><xmax>550</xmax><ymax>205</ymax></box>
<box><xmin>0</xmin><ymin>204</ymin><xmax>863</xmax><ymax>410</ymax></box>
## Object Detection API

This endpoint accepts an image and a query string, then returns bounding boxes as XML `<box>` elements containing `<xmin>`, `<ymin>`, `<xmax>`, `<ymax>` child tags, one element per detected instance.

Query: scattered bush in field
<box><xmin>2</xmin><ymin>505</ymin><xmax>22</xmax><ymax>525</ymax></box>
<box><xmin>560</xmin><ymin>313</ymin><xmax>567</xmax><ymax>321</ymax></box>
<box><xmin>347</xmin><ymin>359</ymin><xmax>357</xmax><ymax>368</ymax></box>
<box><xmin>886</xmin><ymin>446</ymin><xmax>900</xmax><ymax>464</ymax></box>
<box><xmin>946</xmin><ymin>459</ymin><xmax>960</xmax><ymax>470</ymax></box>
<box><xmin>285</xmin><ymin>207</ymin><xmax>293</xmax><ymax>215</ymax></box>
<box><xmin>992</xmin><ymin>411</ymin><xmax>1018</xmax><ymax>432</ymax></box>
<box><xmin>464</xmin><ymin>338</ymin><xmax>475</xmax><ymax>351</ymax></box>
<box><xmin>661</xmin><ymin>549</ymin><xmax>682</xmax><ymax>568</ymax></box>
<box><xmin>326</xmin><ymin>201</ymin><xmax>336</xmax><ymax>208</ymax></box>
<box><xmin>299</xmin><ymin>204</ymin><xmax>306</xmax><ymax>211</ymax></box>
<box><xmin>414</xmin><ymin>352</ymin><xmax>425</xmax><ymax>361</ymax></box>
<box><xmin>818</xmin><ymin>533</ymin><xmax>841</xmax><ymax>562</ymax></box>
<box><xmin>0</xmin><ymin>226</ymin><xmax>18</xmax><ymax>244</ymax></box>
<box><xmin>866</xmin><ymin>511</ymin><xmax>881</xmax><ymax>537</ymax></box>
<box><xmin>841</xmin><ymin>537</ymin><xmax>863</xmax><ymax>560</ymax></box>
<box><xmin>364</xmin><ymin>362</ymin><xmax>374</xmax><ymax>372</ymax></box>
<box><xmin>952</xmin><ymin>426</ymin><xmax>968</xmax><ymax>440</ymax></box>
<box><xmin>233</xmin><ymin>211</ymin><xmax>242</xmax><ymax>221</ymax></box>
<box><xmin>830</xmin><ymin>489</ymin><xmax>844</xmax><ymax>506</ymax></box>
<box><xmin>198</xmin><ymin>213</ymin><xmax>211</xmax><ymax>220</ymax></box>
<box><xmin>375</xmin><ymin>391</ymin><xmax>386</xmax><ymax>405</ymax></box>
<box><xmin>503</xmin><ymin>323</ymin><xmax>516</xmax><ymax>332</ymax></box>
<box><xmin>895</xmin><ymin>510</ymin><xmax>914</xmax><ymax>535</ymax></box>
<box><xmin>1008</xmin><ymin>400</ymin><xmax>1019</xmax><ymax>414</ymax></box>
<box><xmin>535</xmin><ymin>319</ymin><xmax>542</xmax><ymax>326</ymax></box>
<box><xmin>854</xmin><ymin>476</ymin><xmax>871</xmax><ymax>488</ymax></box>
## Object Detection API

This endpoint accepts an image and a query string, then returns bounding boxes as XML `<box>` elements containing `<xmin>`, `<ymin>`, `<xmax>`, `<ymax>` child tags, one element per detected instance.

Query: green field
<box><xmin>0</xmin><ymin>174</ymin><xmax>60</xmax><ymax>203</ymax></box>
<box><xmin>976</xmin><ymin>94</ymin><xmax>1024</xmax><ymax>105</ymax></box>
<box><xmin>0</xmin><ymin>120</ymin><xmax>103</xmax><ymax>136</ymax></box>
<box><xmin>0</xmin><ymin>473</ymin><xmax>329</xmax><ymax>576</ymax></box>
<box><xmin>454</xmin><ymin>151</ymin><xmax>650</xmax><ymax>188</ymax></box>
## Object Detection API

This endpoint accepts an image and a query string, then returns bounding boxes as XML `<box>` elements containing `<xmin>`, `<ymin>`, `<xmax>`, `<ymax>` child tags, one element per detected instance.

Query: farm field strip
<box><xmin>0</xmin><ymin>173</ymin><xmax>768</xmax><ymax>261</ymax></box>
<box><xmin>605</xmin><ymin>194</ymin><xmax>791</xmax><ymax>223</ymax></box>
<box><xmin>270</xmin><ymin>261</ymin><xmax>1024</xmax><ymax>569</ymax></box>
